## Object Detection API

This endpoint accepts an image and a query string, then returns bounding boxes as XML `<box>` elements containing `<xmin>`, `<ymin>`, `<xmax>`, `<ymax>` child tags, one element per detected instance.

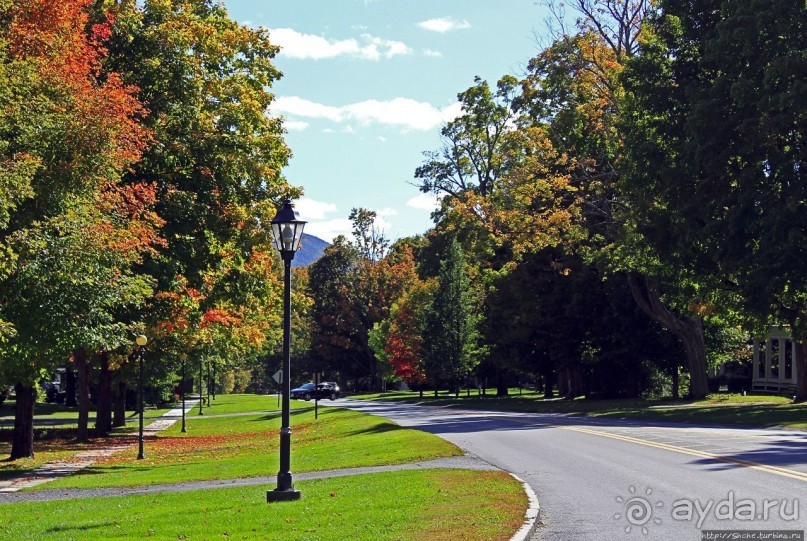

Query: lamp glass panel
<box><xmin>271</xmin><ymin>223</ymin><xmax>283</xmax><ymax>251</ymax></box>
<box><xmin>293</xmin><ymin>222</ymin><xmax>305</xmax><ymax>251</ymax></box>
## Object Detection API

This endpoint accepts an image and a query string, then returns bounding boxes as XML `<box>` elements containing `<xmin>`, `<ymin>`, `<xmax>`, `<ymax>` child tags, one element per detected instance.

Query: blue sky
<box><xmin>222</xmin><ymin>1</ymin><xmax>549</xmax><ymax>243</ymax></box>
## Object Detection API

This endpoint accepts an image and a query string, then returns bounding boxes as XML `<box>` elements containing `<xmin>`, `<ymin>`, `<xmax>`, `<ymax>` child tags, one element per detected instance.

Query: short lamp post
<box><xmin>198</xmin><ymin>358</ymin><xmax>204</xmax><ymax>416</ymax></box>
<box><xmin>135</xmin><ymin>334</ymin><xmax>148</xmax><ymax>460</ymax></box>
<box><xmin>180</xmin><ymin>355</ymin><xmax>187</xmax><ymax>433</ymax></box>
<box><xmin>266</xmin><ymin>199</ymin><xmax>305</xmax><ymax>503</ymax></box>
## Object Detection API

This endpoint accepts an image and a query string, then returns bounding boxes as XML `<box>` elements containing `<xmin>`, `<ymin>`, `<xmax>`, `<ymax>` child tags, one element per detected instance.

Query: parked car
<box><xmin>290</xmin><ymin>382</ymin><xmax>340</xmax><ymax>401</ymax></box>
<box><xmin>319</xmin><ymin>382</ymin><xmax>340</xmax><ymax>400</ymax></box>
<box><xmin>290</xmin><ymin>383</ymin><xmax>317</xmax><ymax>400</ymax></box>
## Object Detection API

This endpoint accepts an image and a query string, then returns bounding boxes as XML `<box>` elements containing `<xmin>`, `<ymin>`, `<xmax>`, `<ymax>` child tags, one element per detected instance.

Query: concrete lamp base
<box><xmin>266</xmin><ymin>489</ymin><xmax>301</xmax><ymax>503</ymax></box>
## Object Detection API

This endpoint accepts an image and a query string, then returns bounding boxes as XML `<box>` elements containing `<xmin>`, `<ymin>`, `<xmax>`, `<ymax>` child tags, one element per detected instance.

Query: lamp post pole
<box><xmin>181</xmin><ymin>356</ymin><xmax>187</xmax><ymax>433</ymax></box>
<box><xmin>198</xmin><ymin>358</ymin><xmax>204</xmax><ymax>416</ymax></box>
<box><xmin>267</xmin><ymin>200</ymin><xmax>305</xmax><ymax>503</ymax></box>
<box><xmin>206</xmin><ymin>360</ymin><xmax>211</xmax><ymax>405</ymax></box>
<box><xmin>135</xmin><ymin>335</ymin><xmax>148</xmax><ymax>460</ymax></box>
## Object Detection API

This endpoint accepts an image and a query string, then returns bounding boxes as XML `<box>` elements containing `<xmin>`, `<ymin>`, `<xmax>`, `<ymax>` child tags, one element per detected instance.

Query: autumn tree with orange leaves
<box><xmin>100</xmin><ymin>0</ymin><xmax>296</xmax><ymax>389</ymax></box>
<box><xmin>382</xmin><ymin>278</ymin><xmax>436</xmax><ymax>394</ymax></box>
<box><xmin>0</xmin><ymin>0</ymin><xmax>153</xmax><ymax>457</ymax></box>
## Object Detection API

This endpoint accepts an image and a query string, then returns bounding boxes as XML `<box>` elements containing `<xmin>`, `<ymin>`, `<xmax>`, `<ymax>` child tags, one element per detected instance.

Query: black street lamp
<box><xmin>135</xmin><ymin>334</ymin><xmax>148</xmax><ymax>460</ymax></box>
<box><xmin>211</xmin><ymin>363</ymin><xmax>217</xmax><ymax>401</ymax></box>
<box><xmin>266</xmin><ymin>199</ymin><xmax>305</xmax><ymax>503</ymax></box>
<box><xmin>180</xmin><ymin>355</ymin><xmax>187</xmax><ymax>433</ymax></box>
<box><xmin>198</xmin><ymin>358</ymin><xmax>204</xmax><ymax>416</ymax></box>
<box><xmin>206</xmin><ymin>360</ymin><xmax>211</xmax><ymax>405</ymax></box>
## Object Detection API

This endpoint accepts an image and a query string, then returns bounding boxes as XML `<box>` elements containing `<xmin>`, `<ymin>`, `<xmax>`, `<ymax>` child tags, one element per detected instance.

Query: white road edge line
<box><xmin>509</xmin><ymin>473</ymin><xmax>540</xmax><ymax>541</ymax></box>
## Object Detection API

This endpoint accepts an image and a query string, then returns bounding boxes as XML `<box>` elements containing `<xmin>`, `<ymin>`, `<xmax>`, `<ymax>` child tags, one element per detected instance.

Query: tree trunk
<box><xmin>113</xmin><ymin>380</ymin><xmax>127</xmax><ymax>428</ymax></box>
<box><xmin>561</xmin><ymin>364</ymin><xmax>585</xmax><ymax>399</ymax></box>
<box><xmin>795</xmin><ymin>341</ymin><xmax>807</xmax><ymax>403</ymax></box>
<box><xmin>557</xmin><ymin>367</ymin><xmax>569</xmax><ymax>397</ymax></box>
<box><xmin>65</xmin><ymin>365</ymin><xmax>77</xmax><ymax>407</ymax></box>
<box><xmin>95</xmin><ymin>352</ymin><xmax>112</xmax><ymax>435</ymax></box>
<box><xmin>496</xmin><ymin>370</ymin><xmax>508</xmax><ymax>396</ymax></box>
<box><xmin>627</xmin><ymin>273</ymin><xmax>710</xmax><ymax>399</ymax></box>
<box><xmin>74</xmin><ymin>347</ymin><xmax>90</xmax><ymax>441</ymax></box>
<box><xmin>671</xmin><ymin>368</ymin><xmax>680</xmax><ymax>400</ymax></box>
<box><xmin>10</xmin><ymin>383</ymin><xmax>36</xmax><ymax>459</ymax></box>
<box><xmin>543</xmin><ymin>369</ymin><xmax>555</xmax><ymax>399</ymax></box>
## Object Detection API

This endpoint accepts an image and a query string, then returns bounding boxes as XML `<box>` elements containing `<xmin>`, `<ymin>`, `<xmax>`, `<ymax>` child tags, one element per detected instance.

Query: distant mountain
<box><xmin>292</xmin><ymin>233</ymin><xmax>330</xmax><ymax>267</ymax></box>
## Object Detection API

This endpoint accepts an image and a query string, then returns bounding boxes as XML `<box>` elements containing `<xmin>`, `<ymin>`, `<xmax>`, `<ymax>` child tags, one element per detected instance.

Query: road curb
<box><xmin>508</xmin><ymin>473</ymin><xmax>540</xmax><ymax>541</ymax></box>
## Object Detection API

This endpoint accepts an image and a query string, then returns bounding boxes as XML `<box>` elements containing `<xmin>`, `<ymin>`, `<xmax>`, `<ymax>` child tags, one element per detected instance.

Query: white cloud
<box><xmin>292</xmin><ymin>199</ymin><xmax>400</xmax><ymax>243</ymax></box>
<box><xmin>417</xmin><ymin>17</ymin><xmax>471</xmax><ymax>33</ymax></box>
<box><xmin>284</xmin><ymin>120</ymin><xmax>309</xmax><ymax>132</ymax></box>
<box><xmin>295</xmin><ymin>199</ymin><xmax>348</xmax><ymax>243</ymax></box>
<box><xmin>273</xmin><ymin>96</ymin><xmax>462</xmax><ymax>132</ymax></box>
<box><xmin>407</xmin><ymin>193</ymin><xmax>441</xmax><ymax>211</ymax></box>
<box><xmin>423</xmin><ymin>49</ymin><xmax>443</xmax><ymax>57</ymax></box>
<box><xmin>375</xmin><ymin>215</ymin><xmax>393</xmax><ymax>233</ymax></box>
<box><xmin>269</xmin><ymin>28</ymin><xmax>411</xmax><ymax>60</ymax></box>
<box><xmin>305</xmin><ymin>219</ymin><xmax>353</xmax><ymax>244</ymax></box>
<box><xmin>274</xmin><ymin>96</ymin><xmax>343</xmax><ymax>122</ymax></box>
<box><xmin>296</xmin><ymin>197</ymin><xmax>337</xmax><ymax>220</ymax></box>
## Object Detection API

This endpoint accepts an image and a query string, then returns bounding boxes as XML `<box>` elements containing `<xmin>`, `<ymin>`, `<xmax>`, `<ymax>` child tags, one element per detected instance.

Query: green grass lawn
<box><xmin>35</xmin><ymin>395</ymin><xmax>461</xmax><ymax>490</ymax></box>
<box><xmin>352</xmin><ymin>389</ymin><xmax>807</xmax><ymax>429</ymax></box>
<box><xmin>0</xmin><ymin>469</ymin><xmax>525</xmax><ymax>541</ymax></box>
<box><xmin>1</xmin><ymin>395</ymin><xmax>526</xmax><ymax>540</ymax></box>
<box><xmin>192</xmin><ymin>393</ymin><xmax>292</xmax><ymax>416</ymax></box>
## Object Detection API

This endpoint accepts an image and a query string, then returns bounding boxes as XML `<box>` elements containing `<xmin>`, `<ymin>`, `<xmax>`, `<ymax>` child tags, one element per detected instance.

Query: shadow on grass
<box><xmin>252</xmin><ymin>407</ymin><xmax>325</xmax><ymax>422</ymax></box>
<box><xmin>60</xmin><ymin>463</ymin><xmax>148</xmax><ymax>478</ymax></box>
<box><xmin>0</xmin><ymin>428</ymin><xmax>133</xmax><ymax>448</ymax></box>
<box><xmin>608</xmin><ymin>404</ymin><xmax>807</xmax><ymax>429</ymax></box>
<box><xmin>348</xmin><ymin>422</ymin><xmax>404</xmax><ymax>436</ymax></box>
<box><xmin>0</xmin><ymin>428</ymin><xmax>136</xmax><ymax>478</ymax></box>
<box><xmin>45</xmin><ymin>521</ymin><xmax>121</xmax><ymax>535</ymax></box>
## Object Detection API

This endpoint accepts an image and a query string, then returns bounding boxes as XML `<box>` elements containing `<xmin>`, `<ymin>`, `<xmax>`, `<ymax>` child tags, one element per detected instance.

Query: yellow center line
<box><xmin>493</xmin><ymin>415</ymin><xmax>807</xmax><ymax>483</ymax></box>
<box><xmin>560</xmin><ymin>425</ymin><xmax>807</xmax><ymax>483</ymax></box>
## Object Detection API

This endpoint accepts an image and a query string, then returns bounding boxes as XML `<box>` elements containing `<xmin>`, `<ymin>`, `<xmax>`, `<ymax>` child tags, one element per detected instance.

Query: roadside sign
<box><xmin>272</xmin><ymin>370</ymin><xmax>282</xmax><ymax>384</ymax></box>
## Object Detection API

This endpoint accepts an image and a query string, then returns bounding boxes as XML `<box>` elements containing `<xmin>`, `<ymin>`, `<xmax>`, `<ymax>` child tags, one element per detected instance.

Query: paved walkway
<box><xmin>0</xmin><ymin>400</ymin><xmax>199</xmax><ymax>493</ymax></box>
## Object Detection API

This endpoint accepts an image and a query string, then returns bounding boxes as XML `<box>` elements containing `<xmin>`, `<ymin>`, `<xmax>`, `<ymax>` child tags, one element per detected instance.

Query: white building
<box><xmin>752</xmin><ymin>326</ymin><xmax>799</xmax><ymax>392</ymax></box>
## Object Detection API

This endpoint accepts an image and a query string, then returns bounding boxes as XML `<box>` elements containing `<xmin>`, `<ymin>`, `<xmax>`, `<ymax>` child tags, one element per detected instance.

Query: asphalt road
<box><xmin>336</xmin><ymin>399</ymin><xmax>807</xmax><ymax>541</ymax></box>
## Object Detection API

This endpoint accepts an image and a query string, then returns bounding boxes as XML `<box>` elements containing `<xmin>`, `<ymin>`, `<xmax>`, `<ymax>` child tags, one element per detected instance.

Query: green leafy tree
<box><xmin>0</xmin><ymin>0</ymin><xmax>150</xmax><ymax>457</ymax></box>
<box><xmin>308</xmin><ymin>231</ymin><xmax>418</xmax><ymax>390</ymax></box>
<box><xmin>505</xmin><ymin>1</ymin><xmax>716</xmax><ymax>398</ymax></box>
<box><xmin>423</xmin><ymin>240</ymin><xmax>481</xmax><ymax>395</ymax></box>
<box><xmin>621</xmin><ymin>0</ymin><xmax>807</xmax><ymax>400</ymax></box>
<box><xmin>349</xmin><ymin>207</ymin><xmax>389</xmax><ymax>262</ymax></box>
<box><xmin>101</xmin><ymin>0</ymin><xmax>296</xmax><ymax>394</ymax></box>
